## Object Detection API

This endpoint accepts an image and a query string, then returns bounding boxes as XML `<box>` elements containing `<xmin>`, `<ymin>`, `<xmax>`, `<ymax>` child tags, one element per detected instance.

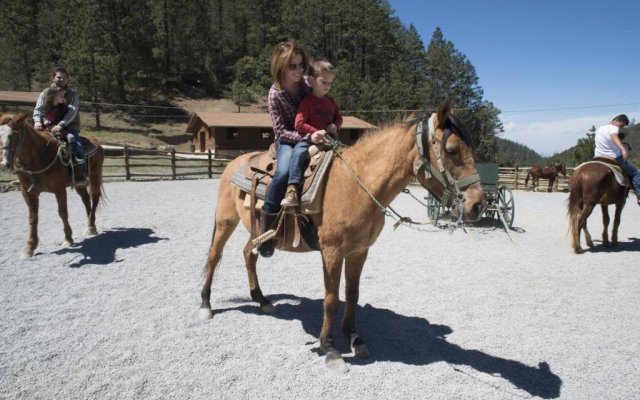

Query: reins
<box><xmin>325</xmin><ymin>117</ymin><xmax>473</xmax><ymax>233</ymax></box>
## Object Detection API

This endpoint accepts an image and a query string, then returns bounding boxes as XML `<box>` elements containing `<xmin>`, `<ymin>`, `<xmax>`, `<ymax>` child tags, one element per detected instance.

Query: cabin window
<box><xmin>227</xmin><ymin>128</ymin><xmax>239</xmax><ymax>140</ymax></box>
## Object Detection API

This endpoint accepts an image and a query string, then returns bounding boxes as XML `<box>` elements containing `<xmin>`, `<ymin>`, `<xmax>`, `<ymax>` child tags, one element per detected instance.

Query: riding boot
<box><xmin>258</xmin><ymin>210</ymin><xmax>278</xmax><ymax>258</ymax></box>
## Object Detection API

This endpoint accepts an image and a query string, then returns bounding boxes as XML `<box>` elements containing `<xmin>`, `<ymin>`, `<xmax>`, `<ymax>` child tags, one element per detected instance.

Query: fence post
<box><xmin>207</xmin><ymin>149</ymin><xmax>213</xmax><ymax>178</ymax></box>
<box><xmin>171</xmin><ymin>147</ymin><xmax>176</xmax><ymax>180</ymax></box>
<box><xmin>514</xmin><ymin>165</ymin><xmax>519</xmax><ymax>190</ymax></box>
<box><xmin>124</xmin><ymin>145</ymin><xmax>131</xmax><ymax>181</ymax></box>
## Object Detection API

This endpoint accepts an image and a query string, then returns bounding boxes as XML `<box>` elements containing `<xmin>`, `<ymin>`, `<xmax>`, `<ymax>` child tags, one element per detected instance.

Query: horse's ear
<box><xmin>13</xmin><ymin>113</ymin><xmax>27</xmax><ymax>125</ymax></box>
<box><xmin>436</xmin><ymin>98</ymin><xmax>453</xmax><ymax>126</ymax></box>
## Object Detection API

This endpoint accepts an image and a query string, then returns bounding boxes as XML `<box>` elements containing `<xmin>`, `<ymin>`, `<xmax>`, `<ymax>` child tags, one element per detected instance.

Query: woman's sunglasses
<box><xmin>287</xmin><ymin>62</ymin><xmax>305</xmax><ymax>71</ymax></box>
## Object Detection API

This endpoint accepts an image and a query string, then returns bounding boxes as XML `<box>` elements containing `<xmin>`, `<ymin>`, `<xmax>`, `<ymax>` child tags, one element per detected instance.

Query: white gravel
<box><xmin>1</xmin><ymin>180</ymin><xmax>639</xmax><ymax>400</ymax></box>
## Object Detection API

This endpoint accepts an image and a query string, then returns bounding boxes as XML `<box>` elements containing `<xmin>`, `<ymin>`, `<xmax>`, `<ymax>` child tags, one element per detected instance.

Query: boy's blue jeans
<box><xmin>616</xmin><ymin>156</ymin><xmax>640</xmax><ymax>197</ymax></box>
<box><xmin>263</xmin><ymin>140</ymin><xmax>310</xmax><ymax>213</ymax></box>
<box><xmin>66</xmin><ymin>129</ymin><xmax>87</xmax><ymax>175</ymax></box>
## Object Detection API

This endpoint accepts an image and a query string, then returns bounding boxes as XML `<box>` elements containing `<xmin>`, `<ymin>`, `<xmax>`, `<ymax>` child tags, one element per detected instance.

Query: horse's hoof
<box><xmin>20</xmin><ymin>250</ymin><xmax>33</xmax><ymax>259</ymax></box>
<box><xmin>325</xmin><ymin>350</ymin><xmax>349</xmax><ymax>373</ymax></box>
<box><xmin>84</xmin><ymin>227</ymin><xmax>97</xmax><ymax>236</ymax></box>
<box><xmin>198</xmin><ymin>308</ymin><xmax>213</xmax><ymax>320</ymax></box>
<box><xmin>260</xmin><ymin>302</ymin><xmax>275</xmax><ymax>314</ymax></box>
<box><xmin>61</xmin><ymin>239</ymin><xmax>73</xmax><ymax>247</ymax></box>
<box><xmin>350</xmin><ymin>334</ymin><xmax>370</xmax><ymax>358</ymax></box>
<box><xmin>574</xmin><ymin>247</ymin><xmax>585</xmax><ymax>254</ymax></box>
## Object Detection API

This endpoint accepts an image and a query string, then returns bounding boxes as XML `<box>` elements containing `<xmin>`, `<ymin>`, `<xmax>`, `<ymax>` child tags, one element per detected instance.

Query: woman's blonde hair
<box><xmin>270</xmin><ymin>40</ymin><xmax>308</xmax><ymax>89</ymax></box>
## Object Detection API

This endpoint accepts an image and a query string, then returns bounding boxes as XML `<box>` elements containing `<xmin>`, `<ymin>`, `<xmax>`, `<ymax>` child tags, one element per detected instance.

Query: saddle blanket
<box><xmin>575</xmin><ymin>160</ymin><xmax>627</xmax><ymax>186</ymax></box>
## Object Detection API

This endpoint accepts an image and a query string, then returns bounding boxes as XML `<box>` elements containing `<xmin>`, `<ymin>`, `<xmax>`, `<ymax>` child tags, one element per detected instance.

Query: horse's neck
<box><xmin>340</xmin><ymin>126</ymin><xmax>417</xmax><ymax>206</ymax></box>
<box><xmin>18</xmin><ymin>128</ymin><xmax>58</xmax><ymax>169</ymax></box>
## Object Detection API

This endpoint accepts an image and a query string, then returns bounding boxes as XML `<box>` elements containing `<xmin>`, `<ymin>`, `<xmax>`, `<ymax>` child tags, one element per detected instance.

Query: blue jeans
<box><xmin>616</xmin><ymin>156</ymin><xmax>640</xmax><ymax>197</ymax></box>
<box><xmin>263</xmin><ymin>141</ymin><xmax>310</xmax><ymax>213</ymax></box>
<box><xmin>66</xmin><ymin>129</ymin><xmax>87</xmax><ymax>175</ymax></box>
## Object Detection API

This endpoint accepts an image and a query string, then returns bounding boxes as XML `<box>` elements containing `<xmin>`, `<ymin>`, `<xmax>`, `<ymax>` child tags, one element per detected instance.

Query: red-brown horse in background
<box><xmin>0</xmin><ymin>114</ymin><xmax>104</xmax><ymax>258</ymax></box>
<box><xmin>525</xmin><ymin>163</ymin><xmax>567</xmax><ymax>192</ymax></box>
<box><xmin>567</xmin><ymin>162</ymin><xmax>629</xmax><ymax>253</ymax></box>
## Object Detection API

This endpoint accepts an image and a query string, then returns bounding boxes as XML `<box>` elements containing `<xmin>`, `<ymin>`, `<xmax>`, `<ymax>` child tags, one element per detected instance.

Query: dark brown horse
<box><xmin>525</xmin><ymin>163</ymin><xmax>567</xmax><ymax>192</ymax></box>
<box><xmin>567</xmin><ymin>161</ymin><xmax>629</xmax><ymax>253</ymax></box>
<box><xmin>0</xmin><ymin>114</ymin><xmax>105</xmax><ymax>258</ymax></box>
<box><xmin>198</xmin><ymin>100</ymin><xmax>486</xmax><ymax>371</ymax></box>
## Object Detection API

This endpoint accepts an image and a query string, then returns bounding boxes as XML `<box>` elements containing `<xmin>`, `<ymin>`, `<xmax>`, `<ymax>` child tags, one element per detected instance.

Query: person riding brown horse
<box><xmin>525</xmin><ymin>163</ymin><xmax>567</xmax><ymax>192</ymax></box>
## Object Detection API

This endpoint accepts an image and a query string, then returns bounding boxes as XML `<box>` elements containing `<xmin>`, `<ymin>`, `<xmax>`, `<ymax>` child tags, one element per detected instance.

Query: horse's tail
<box><xmin>567</xmin><ymin>174</ymin><xmax>583</xmax><ymax>238</ymax></box>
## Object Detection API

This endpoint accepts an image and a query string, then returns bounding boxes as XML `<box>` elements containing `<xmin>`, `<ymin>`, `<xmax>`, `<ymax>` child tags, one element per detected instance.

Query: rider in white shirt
<box><xmin>594</xmin><ymin>114</ymin><xmax>640</xmax><ymax>205</ymax></box>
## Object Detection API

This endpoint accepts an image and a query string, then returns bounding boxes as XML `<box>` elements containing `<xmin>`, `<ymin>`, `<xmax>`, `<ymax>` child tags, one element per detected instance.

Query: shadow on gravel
<box><xmin>52</xmin><ymin>227</ymin><xmax>166</xmax><ymax>268</ymax></box>
<box><xmin>219</xmin><ymin>294</ymin><xmax>562</xmax><ymax>399</ymax></box>
<box><xmin>585</xmin><ymin>237</ymin><xmax>640</xmax><ymax>253</ymax></box>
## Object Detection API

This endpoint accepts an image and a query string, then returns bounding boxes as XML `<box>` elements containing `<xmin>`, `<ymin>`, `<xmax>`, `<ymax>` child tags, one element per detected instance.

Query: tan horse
<box><xmin>198</xmin><ymin>100</ymin><xmax>486</xmax><ymax>370</ymax></box>
<box><xmin>0</xmin><ymin>114</ymin><xmax>105</xmax><ymax>258</ymax></box>
<box><xmin>568</xmin><ymin>162</ymin><xmax>629</xmax><ymax>253</ymax></box>
<box><xmin>525</xmin><ymin>163</ymin><xmax>567</xmax><ymax>192</ymax></box>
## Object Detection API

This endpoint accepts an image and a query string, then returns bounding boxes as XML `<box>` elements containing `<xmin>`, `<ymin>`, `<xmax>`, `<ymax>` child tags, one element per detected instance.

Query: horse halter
<box><xmin>0</xmin><ymin>123</ymin><xmax>22</xmax><ymax>172</ymax></box>
<box><xmin>413</xmin><ymin>113</ymin><xmax>481</xmax><ymax>208</ymax></box>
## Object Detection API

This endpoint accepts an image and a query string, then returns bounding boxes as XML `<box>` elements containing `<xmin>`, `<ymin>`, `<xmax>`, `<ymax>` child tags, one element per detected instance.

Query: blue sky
<box><xmin>388</xmin><ymin>0</ymin><xmax>640</xmax><ymax>155</ymax></box>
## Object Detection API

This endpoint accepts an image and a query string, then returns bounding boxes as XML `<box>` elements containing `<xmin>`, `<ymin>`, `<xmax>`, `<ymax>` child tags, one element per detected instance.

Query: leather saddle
<box><xmin>229</xmin><ymin>143</ymin><xmax>335</xmax><ymax>252</ymax></box>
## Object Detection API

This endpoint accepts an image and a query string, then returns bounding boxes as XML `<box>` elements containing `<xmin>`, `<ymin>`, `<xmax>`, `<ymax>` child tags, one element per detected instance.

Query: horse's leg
<box><xmin>342</xmin><ymin>249</ymin><xmax>369</xmax><ymax>359</ymax></box>
<box><xmin>242</xmin><ymin>238</ymin><xmax>274</xmax><ymax>314</ymax></box>
<box><xmin>75</xmin><ymin>187</ymin><xmax>96</xmax><ymax>235</ymax></box>
<box><xmin>320</xmin><ymin>248</ymin><xmax>348</xmax><ymax>372</ymax></box>
<box><xmin>600</xmin><ymin>205</ymin><xmax>610</xmax><ymax>247</ymax></box>
<box><xmin>611</xmin><ymin>200</ymin><xmax>625</xmax><ymax>246</ymax></box>
<box><xmin>20</xmin><ymin>190</ymin><xmax>40</xmax><ymax>258</ymax></box>
<box><xmin>54</xmin><ymin>189</ymin><xmax>73</xmax><ymax>246</ymax></box>
<box><xmin>532</xmin><ymin>178</ymin><xmax>537</xmax><ymax>192</ymax></box>
<box><xmin>199</xmin><ymin>218</ymin><xmax>239</xmax><ymax>320</ymax></box>
<box><xmin>548</xmin><ymin>178</ymin><xmax>554</xmax><ymax>192</ymax></box>
<box><xmin>580</xmin><ymin>204</ymin><xmax>595</xmax><ymax>250</ymax></box>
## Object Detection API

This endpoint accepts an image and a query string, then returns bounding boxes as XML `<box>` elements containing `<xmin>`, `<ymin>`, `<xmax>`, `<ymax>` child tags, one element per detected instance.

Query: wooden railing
<box><xmin>1</xmin><ymin>160</ymin><xmax>575</xmax><ymax>192</ymax></box>
<box><xmin>102</xmin><ymin>145</ymin><xmax>232</xmax><ymax>181</ymax></box>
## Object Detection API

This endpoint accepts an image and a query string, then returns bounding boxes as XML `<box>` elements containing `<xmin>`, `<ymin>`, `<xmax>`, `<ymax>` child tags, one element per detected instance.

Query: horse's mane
<box><xmin>342</xmin><ymin>119</ymin><xmax>413</xmax><ymax>157</ymax></box>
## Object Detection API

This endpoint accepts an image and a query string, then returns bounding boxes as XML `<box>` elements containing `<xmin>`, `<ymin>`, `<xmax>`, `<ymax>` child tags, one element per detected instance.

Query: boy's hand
<box><xmin>326</xmin><ymin>124</ymin><xmax>337</xmax><ymax>135</ymax></box>
<box><xmin>311</xmin><ymin>130</ymin><xmax>328</xmax><ymax>144</ymax></box>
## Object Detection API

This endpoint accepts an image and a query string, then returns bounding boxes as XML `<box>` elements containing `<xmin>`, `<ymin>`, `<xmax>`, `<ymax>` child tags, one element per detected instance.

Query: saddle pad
<box><xmin>575</xmin><ymin>161</ymin><xmax>627</xmax><ymax>186</ymax></box>
<box><xmin>230</xmin><ymin>149</ymin><xmax>334</xmax><ymax>208</ymax></box>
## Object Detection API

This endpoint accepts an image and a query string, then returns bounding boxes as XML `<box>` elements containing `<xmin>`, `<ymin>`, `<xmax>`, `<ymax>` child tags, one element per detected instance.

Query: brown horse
<box><xmin>567</xmin><ymin>162</ymin><xmax>629</xmax><ymax>253</ymax></box>
<box><xmin>525</xmin><ymin>163</ymin><xmax>567</xmax><ymax>192</ymax></box>
<box><xmin>198</xmin><ymin>100</ymin><xmax>486</xmax><ymax>370</ymax></box>
<box><xmin>0</xmin><ymin>114</ymin><xmax>105</xmax><ymax>258</ymax></box>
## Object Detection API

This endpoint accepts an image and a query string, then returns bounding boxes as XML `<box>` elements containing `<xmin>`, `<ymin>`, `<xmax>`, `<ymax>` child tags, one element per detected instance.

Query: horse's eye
<box><xmin>445</xmin><ymin>138</ymin><xmax>459</xmax><ymax>154</ymax></box>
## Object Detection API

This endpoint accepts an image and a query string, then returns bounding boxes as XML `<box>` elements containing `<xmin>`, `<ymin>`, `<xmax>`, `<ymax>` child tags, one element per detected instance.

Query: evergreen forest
<box><xmin>1</xmin><ymin>0</ymin><xmax>634</xmax><ymax>165</ymax></box>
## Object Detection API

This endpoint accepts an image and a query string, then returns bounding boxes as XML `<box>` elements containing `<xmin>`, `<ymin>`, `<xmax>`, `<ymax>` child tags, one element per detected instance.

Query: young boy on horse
<box><xmin>594</xmin><ymin>114</ymin><xmax>640</xmax><ymax>205</ymax></box>
<box><xmin>282</xmin><ymin>59</ymin><xmax>343</xmax><ymax>207</ymax></box>
<box><xmin>33</xmin><ymin>67</ymin><xmax>87</xmax><ymax>185</ymax></box>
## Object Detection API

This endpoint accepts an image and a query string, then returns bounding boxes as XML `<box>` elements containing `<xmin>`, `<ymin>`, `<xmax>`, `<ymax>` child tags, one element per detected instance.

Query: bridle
<box><xmin>0</xmin><ymin>123</ymin><xmax>25</xmax><ymax>173</ymax></box>
<box><xmin>412</xmin><ymin>113</ymin><xmax>481</xmax><ymax>209</ymax></box>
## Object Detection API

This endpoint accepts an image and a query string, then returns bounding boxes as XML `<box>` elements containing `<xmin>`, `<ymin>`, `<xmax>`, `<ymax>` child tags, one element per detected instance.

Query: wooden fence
<box><xmin>1</xmin><ymin>156</ymin><xmax>574</xmax><ymax>193</ymax></box>
<box><xmin>102</xmin><ymin>145</ymin><xmax>232</xmax><ymax>181</ymax></box>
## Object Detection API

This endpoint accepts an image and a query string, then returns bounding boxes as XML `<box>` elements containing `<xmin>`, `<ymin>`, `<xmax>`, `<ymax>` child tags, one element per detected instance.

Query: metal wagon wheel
<box><xmin>496</xmin><ymin>186</ymin><xmax>515</xmax><ymax>228</ymax></box>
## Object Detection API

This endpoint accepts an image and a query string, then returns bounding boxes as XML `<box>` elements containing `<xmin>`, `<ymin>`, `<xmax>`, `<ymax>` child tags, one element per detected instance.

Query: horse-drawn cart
<box><xmin>426</xmin><ymin>162</ymin><xmax>515</xmax><ymax>229</ymax></box>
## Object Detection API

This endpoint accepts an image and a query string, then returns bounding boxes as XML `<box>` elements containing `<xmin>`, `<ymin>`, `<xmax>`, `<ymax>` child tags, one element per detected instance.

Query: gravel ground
<box><xmin>1</xmin><ymin>180</ymin><xmax>639</xmax><ymax>399</ymax></box>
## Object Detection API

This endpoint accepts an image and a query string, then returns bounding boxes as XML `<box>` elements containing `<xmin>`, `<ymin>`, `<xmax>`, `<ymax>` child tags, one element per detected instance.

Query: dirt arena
<box><xmin>1</xmin><ymin>180</ymin><xmax>638</xmax><ymax>399</ymax></box>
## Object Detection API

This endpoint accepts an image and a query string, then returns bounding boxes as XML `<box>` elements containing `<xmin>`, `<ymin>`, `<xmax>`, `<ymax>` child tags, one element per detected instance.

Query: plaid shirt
<box><xmin>267</xmin><ymin>82</ymin><xmax>310</xmax><ymax>144</ymax></box>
